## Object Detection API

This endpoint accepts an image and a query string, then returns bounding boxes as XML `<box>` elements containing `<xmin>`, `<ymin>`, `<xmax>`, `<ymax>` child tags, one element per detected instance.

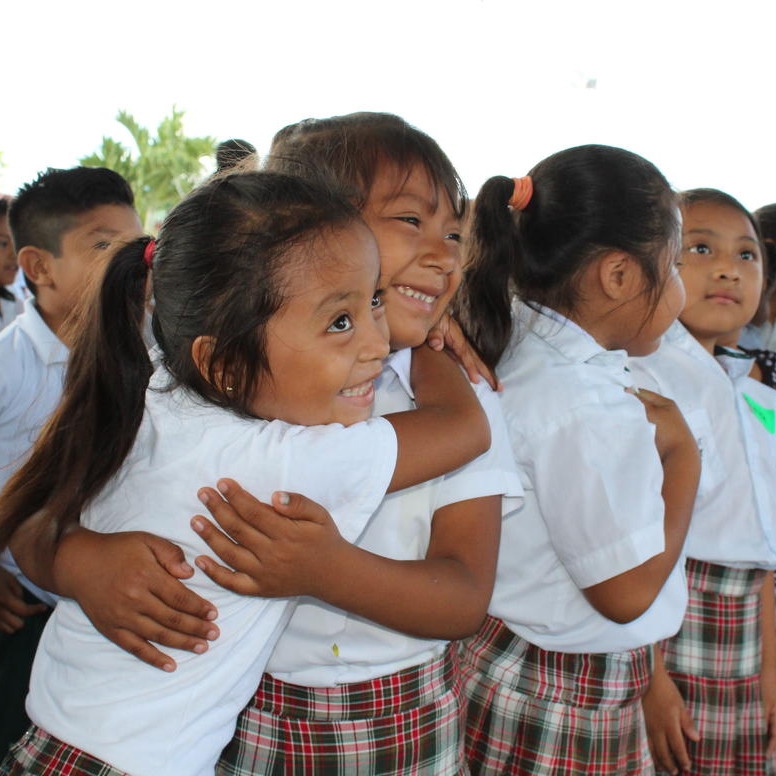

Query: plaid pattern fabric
<box><xmin>0</xmin><ymin>726</ymin><xmax>129</xmax><ymax>776</ymax></box>
<box><xmin>460</xmin><ymin>616</ymin><xmax>654</xmax><ymax>775</ymax></box>
<box><xmin>660</xmin><ymin>559</ymin><xmax>772</xmax><ymax>775</ymax></box>
<box><xmin>217</xmin><ymin>645</ymin><xmax>467</xmax><ymax>775</ymax></box>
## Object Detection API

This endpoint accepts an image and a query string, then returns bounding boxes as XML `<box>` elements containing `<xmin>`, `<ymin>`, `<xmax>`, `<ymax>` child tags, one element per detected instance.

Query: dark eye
<box><xmin>687</xmin><ymin>243</ymin><xmax>710</xmax><ymax>255</ymax></box>
<box><xmin>397</xmin><ymin>216</ymin><xmax>420</xmax><ymax>227</ymax></box>
<box><xmin>94</xmin><ymin>241</ymin><xmax>112</xmax><ymax>250</ymax></box>
<box><xmin>740</xmin><ymin>250</ymin><xmax>757</xmax><ymax>262</ymax></box>
<box><xmin>371</xmin><ymin>290</ymin><xmax>385</xmax><ymax>310</ymax></box>
<box><xmin>327</xmin><ymin>314</ymin><xmax>353</xmax><ymax>333</ymax></box>
<box><xmin>446</xmin><ymin>232</ymin><xmax>462</xmax><ymax>242</ymax></box>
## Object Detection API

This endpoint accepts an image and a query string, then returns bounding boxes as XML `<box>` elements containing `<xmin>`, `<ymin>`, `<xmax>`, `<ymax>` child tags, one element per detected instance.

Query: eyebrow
<box><xmin>314</xmin><ymin>289</ymin><xmax>359</xmax><ymax>314</ymax></box>
<box><xmin>389</xmin><ymin>191</ymin><xmax>439</xmax><ymax>213</ymax></box>
<box><xmin>684</xmin><ymin>227</ymin><xmax>759</xmax><ymax>243</ymax></box>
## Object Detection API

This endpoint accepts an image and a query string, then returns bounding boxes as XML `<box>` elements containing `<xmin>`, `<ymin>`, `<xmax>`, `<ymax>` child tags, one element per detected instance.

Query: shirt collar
<box><xmin>384</xmin><ymin>347</ymin><xmax>413</xmax><ymax>399</ymax></box>
<box><xmin>714</xmin><ymin>345</ymin><xmax>756</xmax><ymax>380</ymax></box>
<box><xmin>16</xmin><ymin>298</ymin><xmax>69</xmax><ymax>366</ymax></box>
<box><xmin>514</xmin><ymin>299</ymin><xmax>628</xmax><ymax>369</ymax></box>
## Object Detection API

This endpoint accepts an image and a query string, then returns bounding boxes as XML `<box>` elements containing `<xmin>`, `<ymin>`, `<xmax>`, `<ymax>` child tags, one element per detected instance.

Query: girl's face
<box><xmin>623</xmin><ymin>248</ymin><xmax>686</xmax><ymax>356</ymax></box>
<box><xmin>362</xmin><ymin>164</ymin><xmax>463</xmax><ymax>350</ymax></box>
<box><xmin>251</xmin><ymin>222</ymin><xmax>390</xmax><ymax>427</ymax></box>
<box><xmin>0</xmin><ymin>214</ymin><xmax>18</xmax><ymax>287</ymax></box>
<box><xmin>678</xmin><ymin>201</ymin><xmax>763</xmax><ymax>352</ymax></box>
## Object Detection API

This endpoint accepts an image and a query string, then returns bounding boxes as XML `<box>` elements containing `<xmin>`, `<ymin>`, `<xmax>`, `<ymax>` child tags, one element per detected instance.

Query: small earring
<box><xmin>225</xmin><ymin>385</ymin><xmax>234</xmax><ymax>393</ymax></box>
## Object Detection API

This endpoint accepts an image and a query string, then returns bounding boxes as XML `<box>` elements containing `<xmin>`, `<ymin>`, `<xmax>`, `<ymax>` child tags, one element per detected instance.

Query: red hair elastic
<box><xmin>509</xmin><ymin>176</ymin><xmax>533</xmax><ymax>211</ymax></box>
<box><xmin>143</xmin><ymin>239</ymin><xmax>156</xmax><ymax>269</ymax></box>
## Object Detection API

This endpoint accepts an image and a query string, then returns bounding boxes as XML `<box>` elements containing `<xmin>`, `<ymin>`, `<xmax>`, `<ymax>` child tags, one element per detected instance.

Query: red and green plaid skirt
<box><xmin>217</xmin><ymin>644</ymin><xmax>467</xmax><ymax>775</ymax></box>
<box><xmin>460</xmin><ymin>615</ymin><xmax>654</xmax><ymax>775</ymax></box>
<box><xmin>659</xmin><ymin>558</ymin><xmax>773</xmax><ymax>776</ymax></box>
<box><xmin>0</xmin><ymin>726</ymin><xmax>129</xmax><ymax>776</ymax></box>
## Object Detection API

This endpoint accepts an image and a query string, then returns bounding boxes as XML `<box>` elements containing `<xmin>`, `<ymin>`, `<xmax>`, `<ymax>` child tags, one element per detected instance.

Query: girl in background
<box><xmin>454</xmin><ymin>145</ymin><xmax>701</xmax><ymax>775</ymax></box>
<box><xmin>637</xmin><ymin>188</ymin><xmax>776</xmax><ymax>775</ymax></box>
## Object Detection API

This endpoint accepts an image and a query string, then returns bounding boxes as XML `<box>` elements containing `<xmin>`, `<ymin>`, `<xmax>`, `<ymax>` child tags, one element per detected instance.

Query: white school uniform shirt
<box><xmin>630</xmin><ymin>322</ymin><xmax>776</xmax><ymax>568</ymax></box>
<box><xmin>266</xmin><ymin>348</ymin><xmax>524</xmax><ymax>687</ymax></box>
<box><xmin>26</xmin><ymin>365</ymin><xmax>397</xmax><ymax>776</ymax></box>
<box><xmin>0</xmin><ymin>298</ymin><xmax>67</xmax><ymax>606</ymax></box>
<box><xmin>489</xmin><ymin>301</ymin><xmax>687</xmax><ymax>654</ymax></box>
<box><xmin>0</xmin><ymin>289</ymin><xmax>24</xmax><ymax>330</ymax></box>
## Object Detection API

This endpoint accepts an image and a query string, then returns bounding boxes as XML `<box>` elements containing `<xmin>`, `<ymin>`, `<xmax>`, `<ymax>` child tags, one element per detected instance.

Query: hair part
<box><xmin>455</xmin><ymin>145</ymin><xmax>678</xmax><ymax>370</ymax></box>
<box><xmin>0</xmin><ymin>171</ymin><xmax>362</xmax><ymax>547</ymax></box>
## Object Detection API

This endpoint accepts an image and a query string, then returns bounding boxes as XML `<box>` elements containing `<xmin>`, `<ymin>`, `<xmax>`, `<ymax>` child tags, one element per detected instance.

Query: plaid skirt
<box><xmin>0</xmin><ymin>726</ymin><xmax>129</xmax><ymax>776</ymax></box>
<box><xmin>659</xmin><ymin>558</ymin><xmax>773</xmax><ymax>776</ymax></box>
<box><xmin>460</xmin><ymin>616</ymin><xmax>654</xmax><ymax>775</ymax></box>
<box><xmin>217</xmin><ymin>644</ymin><xmax>467</xmax><ymax>775</ymax></box>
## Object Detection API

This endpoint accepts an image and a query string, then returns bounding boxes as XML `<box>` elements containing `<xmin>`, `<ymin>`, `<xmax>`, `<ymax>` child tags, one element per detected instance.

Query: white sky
<box><xmin>3</xmin><ymin>0</ymin><xmax>775</xmax><ymax>209</ymax></box>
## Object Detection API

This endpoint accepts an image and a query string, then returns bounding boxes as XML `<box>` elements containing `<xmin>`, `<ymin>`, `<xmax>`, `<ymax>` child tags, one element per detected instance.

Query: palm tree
<box><xmin>80</xmin><ymin>108</ymin><xmax>216</xmax><ymax>233</ymax></box>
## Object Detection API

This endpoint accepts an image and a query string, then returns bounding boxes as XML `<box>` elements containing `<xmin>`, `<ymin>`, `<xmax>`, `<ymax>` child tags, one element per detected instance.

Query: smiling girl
<box><xmin>0</xmin><ymin>171</ymin><xmax>490</xmax><ymax>776</ymax></box>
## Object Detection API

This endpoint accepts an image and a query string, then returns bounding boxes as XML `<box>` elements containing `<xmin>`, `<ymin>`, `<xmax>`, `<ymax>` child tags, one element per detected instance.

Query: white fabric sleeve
<box><xmin>434</xmin><ymin>382</ymin><xmax>523</xmax><ymax>516</ymax></box>
<box><xmin>527</xmin><ymin>402</ymin><xmax>666</xmax><ymax>589</ymax></box>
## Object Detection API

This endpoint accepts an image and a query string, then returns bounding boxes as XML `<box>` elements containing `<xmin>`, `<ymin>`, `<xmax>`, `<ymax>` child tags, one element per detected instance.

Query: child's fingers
<box><xmin>647</xmin><ymin>731</ymin><xmax>679</xmax><ymax>775</ymax></box>
<box><xmin>0</xmin><ymin>609</ymin><xmax>26</xmax><ymax>633</ymax></box>
<box><xmin>109</xmin><ymin>628</ymin><xmax>181</xmax><ymax>673</ymax></box>
<box><xmin>201</xmin><ymin>480</ymin><xmax>287</xmax><ymax>541</ymax></box>
<box><xmin>191</xmin><ymin>514</ymin><xmax>269</xmax><ymax>570</ymax></box>
<box><xmin>194</xmin><ymin>555</ymin><xmax>262</xmax><ymax>596</ymax></box>
<box><xmin>271</xmin><ymin>491</ymin><xmax>332</xmax><ymax>525</ymax></box>
<box><xmin>143</xmin><ymin>533</ymin><xmax>195</xmax><ymax>580</ymax></box>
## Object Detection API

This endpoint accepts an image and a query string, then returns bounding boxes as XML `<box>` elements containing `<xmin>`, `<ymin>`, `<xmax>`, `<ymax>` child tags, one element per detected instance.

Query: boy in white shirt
<box><xmin>0</xmin><ymin>166</ymin><xmax>142</xmax><ymax>755</ymax></box>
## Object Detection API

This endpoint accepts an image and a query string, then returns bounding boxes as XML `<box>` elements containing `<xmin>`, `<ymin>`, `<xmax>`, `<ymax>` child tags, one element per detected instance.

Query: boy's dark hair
<box><xmin>0</xmin><ymin>171</ymin><xmax>362</xmax><ymax>546</ymax></box>
<box><xmin>680</xmin><ymin>189</ymin><xmax>769</xmax><ymax>325</ymax></box>
<box><xmin>216</xmin><ymin>139</ymin><xmax>257</xmax><ymax>173</ymax></box>
<box><xmin>0</xmin><ymin>198</ymin><xmax>10</xmax><ymax>218</ymax></box>
<box><xmin>265</xmin><ymin>112</ymin><xmax>467</xmax><ymax>219</ymax></box>
<box><xmin>9</xmin><ymin>167</ymin><xmax>135</xmax><ymax>295</ymax></box>
<box><xmin>455</xmin><ymin>145</ymin><xmax>678</xmax><ymax>371</ymax></box>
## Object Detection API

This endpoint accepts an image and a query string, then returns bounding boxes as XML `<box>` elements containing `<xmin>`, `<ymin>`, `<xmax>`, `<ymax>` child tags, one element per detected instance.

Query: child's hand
<box><xmin>642</xmin><ymin>657</ymin><xmax>699</xmax><ymax>774</ymax></box>
<box><xmin>54</xmin><ymin>530</ymin><xmax>220</xmax><ymax>671</ymax></box>
<box><xmin>427</xmin><ymin>312</ymin><xmax>501</xmax><ymax>391</ymax></box>
<box><xmin>0</xmin><ymin>567</ymin><xmax>48</xmax><ymax>633</ymax></box>
<box><xmin>192</xmin><ymin>479</ymin><xmax>345</xmax><ymax>599</ymax></box>
<box><xmin>628</xmin><ymin>387</ymin><xmax>695</xmax><ymax>463</ymax></box>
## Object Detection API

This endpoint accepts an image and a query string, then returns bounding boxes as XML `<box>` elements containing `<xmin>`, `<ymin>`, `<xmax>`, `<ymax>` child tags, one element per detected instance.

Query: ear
<box><xmin>597</xmin><ymin>251</ymin><xmax>641</xmax><ymax>301</ymax></box>
<box><xmin>191</xmin><ymin>335</ymin><xmax>231</xmax><ymax>391</ymax></box>
<box><xmin>17</xmin><ymin>246</ymin><xmax>54</xmax><ymax>289</ymax></box>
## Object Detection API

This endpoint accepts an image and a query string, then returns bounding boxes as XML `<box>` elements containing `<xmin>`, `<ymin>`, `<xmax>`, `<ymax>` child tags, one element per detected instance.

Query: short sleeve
<box><xmin>527</xmin><ymin>401</ymin><xmax>666</xmax><ymax>589</ymax></box>
<box><xmin>435</xmin><ymin>382</ymin><xmax>524</xmax><ymax>517</ymax></box>
<box><xmin>247</xmin><ymin>417</ymin><xmax>398</xmax><ymax>545</ymax></box>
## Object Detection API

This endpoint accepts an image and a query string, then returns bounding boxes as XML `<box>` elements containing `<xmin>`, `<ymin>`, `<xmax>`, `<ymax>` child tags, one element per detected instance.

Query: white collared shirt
<box><xmin>0</xmin><ymin>299</ymin><xmax>68</xmax><ymax>606</ymax></box>
<box><xmin>27</xmin><ymin>365</ymin><xmax>398</xmax><ymax>776</ymax></box>
<box><xmin>266</xmin><ymin>348</ymin><xmax>524</xmax><ymax>686</ymax></box>
<box><xmin>490</xmin><ymin>301</ymin><xmax>687</xmax><ymax>653</ymax></box>
<box><xmin>630</xmin><ymin>323</ymin><xmax>776</xmax><ymax>568</ymax></box>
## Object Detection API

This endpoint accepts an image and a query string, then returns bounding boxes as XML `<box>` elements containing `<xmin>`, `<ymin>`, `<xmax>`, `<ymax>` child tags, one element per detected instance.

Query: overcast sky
<box><xmin>3</xmin><ymin>0</ymin><xmax>774</xmax><ymax>209</ymax></box>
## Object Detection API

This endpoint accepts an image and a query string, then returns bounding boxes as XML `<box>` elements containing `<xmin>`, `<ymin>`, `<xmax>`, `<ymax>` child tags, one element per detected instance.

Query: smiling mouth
<box><xmin>395</xmin><ymin>285</ymin><xmax>438</xmax><ymax>305</ymax></box>
<box><xmin>339</xmin><ymin>380</ymin><xmax>375</xmax><ymax>398</ymax></box>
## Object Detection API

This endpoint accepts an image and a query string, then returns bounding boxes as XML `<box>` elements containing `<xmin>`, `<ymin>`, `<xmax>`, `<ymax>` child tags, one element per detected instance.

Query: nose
<box><xmin>419</xmin><ymin>235</ymin><xmax>461</xmax><ymax>275</ymax></box>
<box><xmin>361</xmin><ymin>310</ymin><xmax>391</xmax><ymax>362</ymax></box>
<box><xmin>713</xmin><ymin>252</ymin><xmax>740</xmax><ymax>281</ymax></box>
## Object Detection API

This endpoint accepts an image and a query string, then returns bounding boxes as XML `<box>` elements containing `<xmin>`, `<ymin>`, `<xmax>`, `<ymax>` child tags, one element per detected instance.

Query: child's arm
<box><xmin>191</xmin><ymin>481</ymin><xmax>501</xmax><ymax>639</ymax></box>
<box><xmin>385</xmin><ymin>344</ymin><xmax>490</xmax><ymax>491</ymax></box>
<box><xmin>642</xmin><ymin>644</ymin><xmax>700</xmax><ymax>775</ymax></box>
<box><xmin>582</xmin><ymin>388</ymin><xmax>700</xmax><ymax>623</ymax></box>
<box><xmin>426</xmin><ymin>312</ymin><xmax>501</xmax><ymax>391</ymax></box>
<box><xmin>0</xmin><ymin>566</ymin><xmax>47</xmax><ymax>633</ymax></box>
<box><xmin>761</xmin><ymin>572</ymin><xmax>776</xmax><ymax>756</ymax></box>
<box><xmin>9</xmin><ymin>517</ymin><xmax>220</xmax><ymax>671</ymax></box>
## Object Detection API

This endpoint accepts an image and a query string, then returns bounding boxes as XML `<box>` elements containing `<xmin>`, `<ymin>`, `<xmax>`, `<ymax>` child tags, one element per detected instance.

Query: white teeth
<box><xmin>396</xmin><ymin>285</ymin><xmax>436</xmax><ymax>304</ymax></box>
<box><xmin>340</xmin><ymin>382</ymin><xmax>372</xmax><ymax>398</ymax></box>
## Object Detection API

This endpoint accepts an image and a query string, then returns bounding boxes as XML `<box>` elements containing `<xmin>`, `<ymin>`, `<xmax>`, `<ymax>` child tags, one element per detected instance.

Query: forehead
<box><xmin>683</xmin><ymin>201</ymin><xmax>758</xmax><ymax>238</ymax></box>
<box><xmin>368</xmin><ymin>163</ymin><xmax>447</xmax><ymax>211</ymax></box>
<box><xmin>282</xmin><ymin>222</ymin><xmax>380</xmax><ymax>295</ymax></box>
<box><xmin>63</xmin><ymin>204</ymin><xmax>141</xmax><ymax>240</ymax></box>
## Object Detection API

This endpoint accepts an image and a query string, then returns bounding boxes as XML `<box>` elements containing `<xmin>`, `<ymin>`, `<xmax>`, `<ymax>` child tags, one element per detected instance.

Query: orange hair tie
<box><xmin>509</xmin><ymin>176</ymin><xmax>533</xmax><ymax>210</ymax></box>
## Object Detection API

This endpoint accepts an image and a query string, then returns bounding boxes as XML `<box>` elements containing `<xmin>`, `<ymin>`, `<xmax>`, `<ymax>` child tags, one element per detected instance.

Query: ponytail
<box><xmin>454</xmin><ymin>175</ymin><xmax>518</xmax><ymax>371</ymax></box>
<box><xmin>0</xmin><ymin>237</ymin><xmax>153</xmax><ymax>547</ymax></box>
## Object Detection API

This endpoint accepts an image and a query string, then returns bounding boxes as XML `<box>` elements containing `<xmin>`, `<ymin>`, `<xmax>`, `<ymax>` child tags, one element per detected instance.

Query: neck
<box><xmin>36</xmin><ymin>302</ymin><xmax>70</xmax><ymax>346</ymax></box>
